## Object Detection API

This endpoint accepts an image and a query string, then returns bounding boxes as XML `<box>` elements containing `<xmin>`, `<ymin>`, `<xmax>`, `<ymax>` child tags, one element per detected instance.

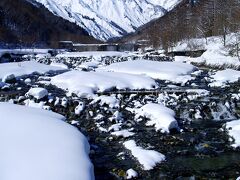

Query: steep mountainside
<box><xmin>33</xmin><ymin>0</ymin><xmax>181</xmax><ymax>41</ymax></box>
<box><xmin>0</xmin><ymin>0</ymin><xmax>99</xmax><ymax>48</ymax></box>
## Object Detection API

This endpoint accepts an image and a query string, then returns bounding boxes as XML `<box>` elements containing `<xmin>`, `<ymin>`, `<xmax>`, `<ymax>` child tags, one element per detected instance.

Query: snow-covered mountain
<box><xmin>31</xmin><ymin>0</ymin><xmax>181</xmax><ymax>41</ymax></box>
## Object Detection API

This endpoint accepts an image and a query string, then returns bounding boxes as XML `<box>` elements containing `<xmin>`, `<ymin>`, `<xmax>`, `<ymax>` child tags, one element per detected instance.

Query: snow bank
<box><xmin>51</xmin><ymin>71</ymin><xmax>157</xmax><ymax>97</ymax></box>
<box><xmin>98</xmin><ymin>60</ymin><xmax>197</xmax><ymax>83</ymax></box>
<box><xmin>209</xmin><ymin>69</ymin><xmax>240</xmax><ymax>87</ymax></box>
<box><xmin>124</xmin><ymin>140</ymin><xmax>165</xmax><ymax>170</ymax></box>
<box><xmin>226</xmin><ymin>119</ymin><xmax>240</xmax><ymax>148</ymax></box>
<box><xmin>135</xmin><ymin>103</ymin><xmax>178</xmax><ymax>133</ymax></box>
<box><xmin>173</xmin><ymin>33</ymin><xmax>240</xmax><ymax>68</ymax></box>
<box><xmin>0</xmin><ymin>61</ymin><xmax>66</xmax><ymax>81</ymax></box>
<box><xmin>0</xmin><ymin>103</ymin><xmax>94</xmax><ymax>180</ymax></box>
<box><xmin>190</xmin><ymin>50</ymin><xmax>240</xmax><ymax>68</ymax></box>
<box><xmin>56</xmin><ymin>51</ymin><xmax>129</xmax><ymax>58</ymax></box>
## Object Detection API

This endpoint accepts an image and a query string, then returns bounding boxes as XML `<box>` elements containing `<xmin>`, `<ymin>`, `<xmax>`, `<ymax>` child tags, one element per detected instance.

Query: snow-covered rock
<box><xmin>0</xmin><ymin>61</ymin><xmax>66</xmax><ymax>81</ymax></box>
<box><xmin>209</xmin><ymin>69</ymin><xmax>240</xmax><ymax>87</ymax></box>
<box><xmin>0</xmin><ymin>82</ymin><xmax>7</xmax><ymax>88</ymax></box>
<box><xmin>226</xmin><ymin>120</ymin><xmax>240</xmax><ymax>148</ymax></box>
<box><xmin>24</xmin><ymin>78</ymin><xmax>32</xmax><ymax>84</ymax></box>
<box><xmin>75</xmin><ymin>102</ymin><xmax>85</xmax><ymax>115</ymax></box>
<box><xmin>2</xmin><ymin>74</ymin><xmax>16</xmax><ymax>83</ymax></box>
<box><xmin>27</xmin><ymin>87</ymin><xmax>48</xmax><ymax>100</ymax></box>
<box><xmin>111</xmin><ymin>129</ymin><xmax>135</xmax><ymax>138</ymax></box>
<box><xmin>124</xmin><ymin>140</ymin><xmax>165</xmax><ymax>170</ymax></box>
<box><xmin>126</xmin><ymin>169</ymin><xmax>138</xmax><ymax>179</ymax></box>
<box><xmin>91</xmin><ymin>95</ymin><xmax>120</xmax><ymax>108</ymax></box>
<box><xmin>24</xmin><ymin>99</ymin><xmax>46</xmax><ymax>109</ymax></box>
<box><xmin>135</xmin><ymin>103</ymin><xmax>178</xmax><ymax>133</ymax></box>
<box><xmin>33</xmin><ymin>0</ymin><xmax>181</xmax><ymax>40</ymax></box>
<box><xmin>0</xmin><ymin>102</ymin><xmax>94</xmax><ymax>180</ymax></box>
<box><xmin>98</xmin><ymin>60</ymin><xmax>197</xmax><ymax>84</ymax></box>
<box><xmin>51</xmin><ymin>71</ymin><xmax>157</xmax><ymax>97</ymax></box>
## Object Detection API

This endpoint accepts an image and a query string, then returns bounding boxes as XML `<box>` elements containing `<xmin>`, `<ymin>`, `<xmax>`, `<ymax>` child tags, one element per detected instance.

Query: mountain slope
<box><xmin>120</xmin><ymin>0</ymin><xmax>240</xmax><ymax>49</ymax></box>
<box><xmin>0</xmin><ymin>0</ymin><xmax>99</xmax><ymax>47</ymax></box>
<box><xmin>33</xmin><ymin>0</ymin><xmax>181</xmax><ymax>41</ymax></box>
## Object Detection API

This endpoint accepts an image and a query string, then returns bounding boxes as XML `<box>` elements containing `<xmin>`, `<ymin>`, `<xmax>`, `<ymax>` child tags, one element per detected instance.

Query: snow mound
<box><xmin>135</xmin><ymin>103</ymin><xmax>178</xmax><ymax>133</ymax></box>
<box><xmin>209</xmin><ymin>69</ymin><xmax>240</xmax><ymax>87</ymax></box>
<box><xmin>0</xmin><ymin>61</ymin><xmax>66</xmax><ymax>81</ymax></box>
<box><xmin>98</xmin><ymin>60</ymin><xmax>197</xmax><ymax>83</ymax></box>
<box><xmin>124</xmin><ymin>140</ymin><xmax>165</xmax><ymax>170</ymax></box>
<box><xmin>0</xmin><ymin>103</ymin><xmax>94</xmax><ymax>180</ymax></box>
<box><xmin>226</xmin><ymin>119</ymin><xmax>240</xmax><ymax>148</ymax></box>
<box><xmin>51</xmin><ymin>71</ymin><xmax>157</xmax><ymax>97</ymax></box>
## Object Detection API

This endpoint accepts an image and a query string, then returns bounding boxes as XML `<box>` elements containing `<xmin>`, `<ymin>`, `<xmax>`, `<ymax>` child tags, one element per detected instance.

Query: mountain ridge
<box><xmin>33</xmin><ymin>0</ymin><xmax>181</xmax><ymax>41</ymax></box>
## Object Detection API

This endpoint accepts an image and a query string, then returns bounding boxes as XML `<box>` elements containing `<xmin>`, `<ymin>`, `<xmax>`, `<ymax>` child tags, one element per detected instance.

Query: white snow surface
<box><xmin>135</xmin><ymin>103</ymin><xmax>178</xmax><ymax>133</ymax></box>
<box><xmin>124</xmin><ymin>140</ymin><xmax>165</xmax><ymax>170</ymax></box>
<box><xmin>226</xmin><ymin>120</ymin><xmax>240</xmax><ymax>148</ymax></box>
<box><xmin>0</xmin><ymin>61</ymin><xmax>66</xmax><ymax>81</ymax></box>
<box><xmin>0</xmin><ymin>102</ymin><xmax>94</xmax><ymax>180</ymax></box>
<box><xmin>50</xmin><ymin>62</ymin><xmax>69</xmax><ymax>69</ymax></box>
<box><xmin>51</xmin><ymin>70</ymin><xmax>157</xmax><ymax>97</ymax></box>
<box><xmin>98</xmin><ymin>60</ymin><xmax>197</xmax><ymax>83</ymax></box>
<box><xmin>27</xmin><ymin>87</ymin><xmax>48</xmax><ymax>99</ymax></box>
<box><xmin>32</xmin><ymin>0</ymin><xmax>181</xmax><ymax>40</ymax></box>
<box><xmin>209</xmin><ymin>69</ymin><xmax>240</xmax><ymax>87</ymax></box>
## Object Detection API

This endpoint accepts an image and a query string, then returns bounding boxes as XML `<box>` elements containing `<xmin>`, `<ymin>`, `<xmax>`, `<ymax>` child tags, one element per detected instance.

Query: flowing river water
<box><xmin>0</xmin><ymin>57</ymin><xmax>240</xmax><ymax>179</ymax></box>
